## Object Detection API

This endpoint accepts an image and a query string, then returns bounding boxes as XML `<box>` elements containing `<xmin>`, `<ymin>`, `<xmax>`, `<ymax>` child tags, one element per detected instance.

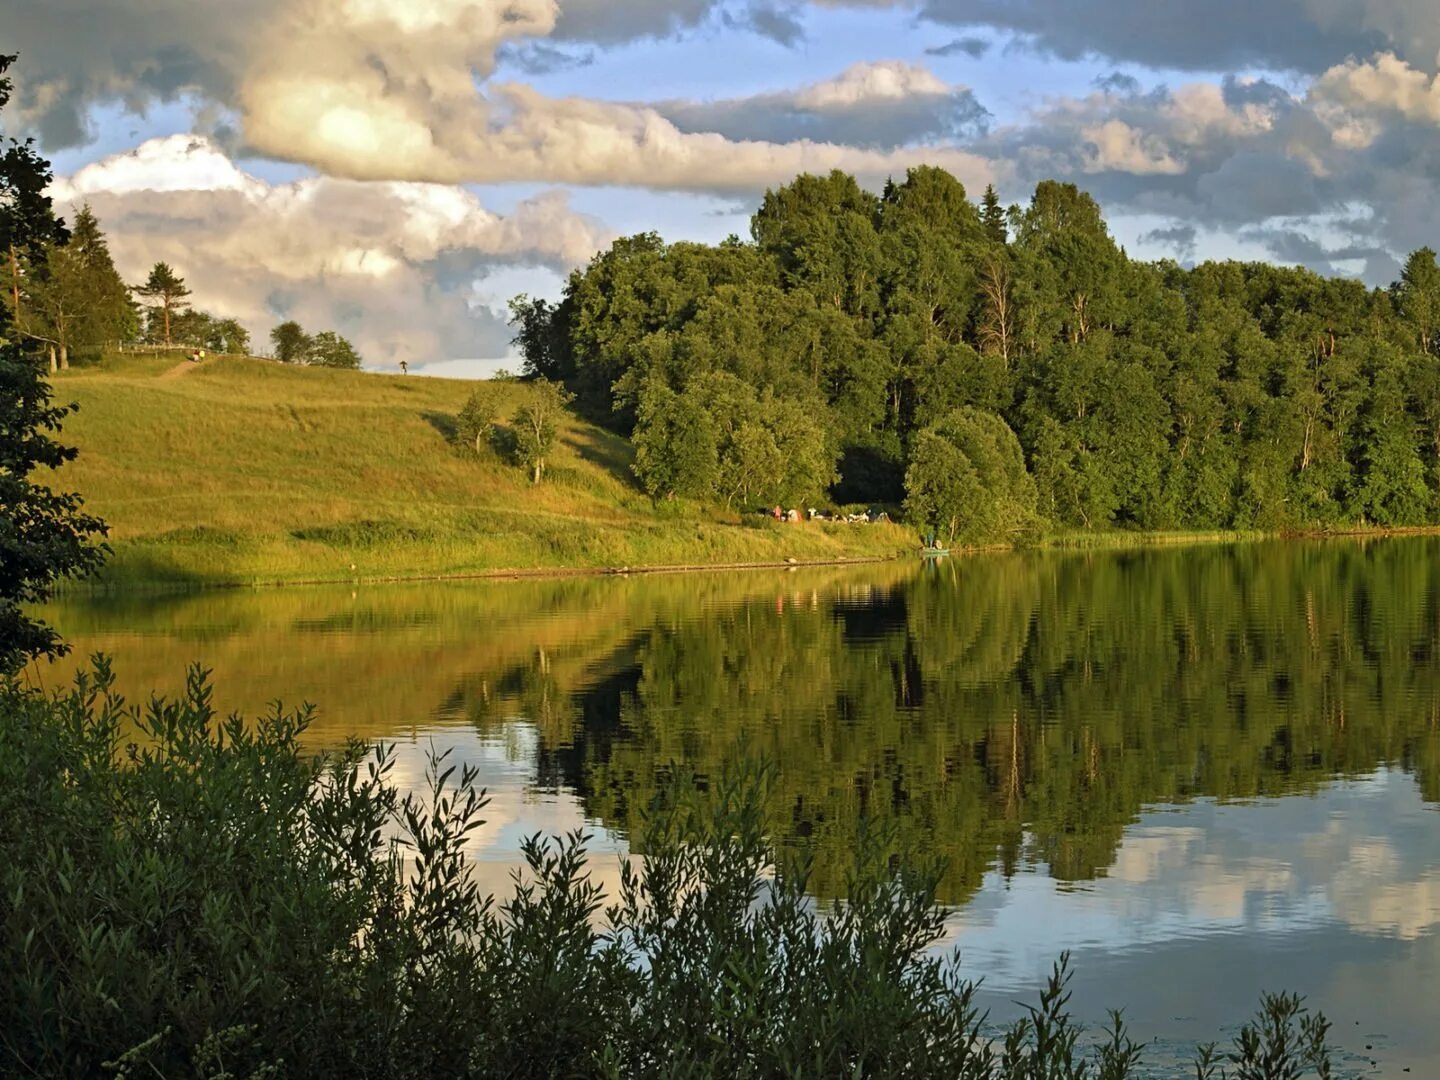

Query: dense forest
<box><xmin>512</xmin><ymin>168</ymin><xmax>1440</xmax><ymax>542</ymax></box>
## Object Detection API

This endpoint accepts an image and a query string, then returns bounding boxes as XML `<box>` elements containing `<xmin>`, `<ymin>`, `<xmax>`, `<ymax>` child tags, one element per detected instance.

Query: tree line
<box><xmin>512</xmin><ymin>167</ymin><xmax>1440</xmax><ymax>541</ymax></box>
<box><xmin>4</xmin><ymin>206</ymin><xmax>362</xmax><ymax>371</ymax></box>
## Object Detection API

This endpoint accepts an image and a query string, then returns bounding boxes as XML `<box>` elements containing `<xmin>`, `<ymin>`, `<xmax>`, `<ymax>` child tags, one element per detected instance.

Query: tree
<box><xmin>271</xmin><ymin>320</ymin><xmax>310</xmax><ymax>363</ymax></box>
<box><xmin>307</xmin><ymin>330</ymin><xmax>362</xmax><ymax>369</ymax></box>
<box><xmin>509</xmin><ymin>294</ymin><xmax>562</xmax><ymax>379</ymax></box>
<box><xmin>0</xmin><ymin>347</ymin><xmax>109</xmax><ymax>672</ymax></box>
<box><xmin>976</xmin><ymin>253</ymin><xmax>1015</xmax><ymax>369</ymax></box>
<box><xmin>133</xmin><ymin>262</ymin><xmax>191</xmax><ymax>346</ymax></box>
<box><xmin>980</xmin><ymin>184</ymin><xmax>1008</xmax><ymax>245</ymax></box>
<box><xmin>0</xmin><ymin>57</ymin><xmax>107</xmax><ymax>671</ymax></box>
<box><xmin>208</xmin><ymin>317</ymin><xmax>250</xmax><ymax>355</ymax></box>
<box><xmin>1</xmin><ymin>54</ymin><xmax>69</xmax><ymax>339</ymax></box>
<box><xmin>18</xmin><ymin>206</ymin><xmax>135</xmax><ymax>369</ymax></box>
<box><xmin>1396</xmin><ymin>248</ymin><xmax>1440</xmax><ymax>356</ymax></box>
<box><xmin>513</xmin><ymin>378</ymin><xmax>575</xmax><ymax>483</ymax></box>
<box><xmin>904</xmin><ymin>408</ymin><xmax>1038</xmax><ymax>545</ymax></box>
<box><xmin>631</xmin><ymin>381</ymin><xmax>718</xmax><ymax>500</ymax></box>
<box><xmin>456</xmin><ymin>384</ymin><xmax>505</xmax><ymax>457</ymax></box>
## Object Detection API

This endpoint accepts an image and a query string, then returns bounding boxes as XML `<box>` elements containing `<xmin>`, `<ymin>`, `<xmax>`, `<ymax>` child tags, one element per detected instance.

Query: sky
<box><xmin>10</xmin><ymin>0</ymin><xmax>1440</xmax><ymax>375</ymax></box>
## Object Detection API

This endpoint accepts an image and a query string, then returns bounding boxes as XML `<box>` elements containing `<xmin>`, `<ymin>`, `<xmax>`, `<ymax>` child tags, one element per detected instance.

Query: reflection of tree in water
<box><xmin>466</xmin><ymin>541</ymin><xmax>1440</xmax><ymax>904</ymax></box>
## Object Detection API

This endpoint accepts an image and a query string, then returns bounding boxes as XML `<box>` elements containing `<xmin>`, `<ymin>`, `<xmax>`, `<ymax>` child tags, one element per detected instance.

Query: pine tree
<box><xmin>0</xmin><ymin>54</ymin><xmax>108</xmax><ymax>672</ymax></box>
<box><xmin>23</xmin><ymin>206</ymin><xmax>136</xmax><ymax>367</ymax></box>
<box><xmin>134</xmin><ymin>262</ymin><xmax>191</xmax><ymax>346</ymax></box>
<box><xmin>981</xmin><ymin>184</ymin><xmax>1008</xmax><ymax>246</ymax></box>
<box><xmin>1</xmin><ymin>53</ymin><xmax>68</xmax><ymax>341</ymax></box>
<box><xmin>66</xmin><ymin>206</ymin><xmax>137</xmax><ymax>346</ymax></box>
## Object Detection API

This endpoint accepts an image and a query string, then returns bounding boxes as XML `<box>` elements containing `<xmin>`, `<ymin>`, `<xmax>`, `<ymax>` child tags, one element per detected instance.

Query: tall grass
<box><xmin>2</xmin><ymin>661</ymin><xmax>1338</xmax><ymax>1078</ymax></box>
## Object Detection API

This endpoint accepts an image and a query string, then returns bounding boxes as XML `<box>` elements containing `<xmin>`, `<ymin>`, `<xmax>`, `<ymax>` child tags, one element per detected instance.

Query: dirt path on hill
<box><xmin>159</xmin><ymin>359</ymin><xmax>201</xmax><ymax>380</ymax></box>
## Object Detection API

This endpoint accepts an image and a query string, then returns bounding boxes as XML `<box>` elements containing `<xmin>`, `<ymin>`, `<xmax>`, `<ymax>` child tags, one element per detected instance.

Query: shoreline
<box><xmin>59</xmin><ymin>523</ymin><xmax>1440</xmax><ymax>596</ymax></box>
<box><xmin>66</xmin><ymin>553</ymin><xmax>905</xmax><ymax>596</ymax></box>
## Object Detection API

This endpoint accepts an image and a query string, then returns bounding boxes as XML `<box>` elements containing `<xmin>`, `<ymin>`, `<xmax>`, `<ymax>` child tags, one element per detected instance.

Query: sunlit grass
<box><xmin>50</xmin><ymin>354</ymin><xmax>912</xmax><ymax>587</ymax></box>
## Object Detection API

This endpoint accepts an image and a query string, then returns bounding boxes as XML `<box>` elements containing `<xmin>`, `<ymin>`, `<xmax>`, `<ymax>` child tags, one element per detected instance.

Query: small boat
<box><xmin>921</xmin><ymin>547</ymin><xmax>950</xmax><ymax>558</ymax></box>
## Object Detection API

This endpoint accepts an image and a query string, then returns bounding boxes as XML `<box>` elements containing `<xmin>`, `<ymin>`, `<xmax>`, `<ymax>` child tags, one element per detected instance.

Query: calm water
<box><xmin>41</xmin><ymin>539</ymin><xmax>1440</xmax><ymax>1073</ymax></box>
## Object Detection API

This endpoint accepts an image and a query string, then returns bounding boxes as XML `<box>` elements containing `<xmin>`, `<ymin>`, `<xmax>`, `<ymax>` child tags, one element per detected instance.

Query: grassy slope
<box><xmin>49</xmin><ymin>354</ymin><xmax>912</xmax><ymax>587</ymax></box>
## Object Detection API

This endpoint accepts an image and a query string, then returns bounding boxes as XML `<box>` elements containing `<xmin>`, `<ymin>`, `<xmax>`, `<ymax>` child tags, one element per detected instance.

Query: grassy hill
<box><xmin>47</xmin><ymin>353</ymin><xmax>912</xmax><ymax>588</ymax></box>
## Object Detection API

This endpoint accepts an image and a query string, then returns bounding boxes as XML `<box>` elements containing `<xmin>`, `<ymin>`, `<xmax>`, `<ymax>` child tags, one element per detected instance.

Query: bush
<box><xmin>0</xmin><ymin>662</ymin><xmax>1337</xmax><ymax>1078</ymax></box>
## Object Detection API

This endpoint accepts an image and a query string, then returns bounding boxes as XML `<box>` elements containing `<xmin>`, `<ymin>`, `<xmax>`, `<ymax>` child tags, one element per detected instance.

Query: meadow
<box><xmin>49</xmin><ymin>353</ymin><xmax>913</xmax><ymax>588</ymax></box>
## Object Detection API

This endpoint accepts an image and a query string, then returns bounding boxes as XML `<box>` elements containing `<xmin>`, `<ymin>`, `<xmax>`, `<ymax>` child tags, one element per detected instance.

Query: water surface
<box><xmin>42</xmin><ymin>539</ymin><xmax>1440</xmax><ymax>1073</ymax></box>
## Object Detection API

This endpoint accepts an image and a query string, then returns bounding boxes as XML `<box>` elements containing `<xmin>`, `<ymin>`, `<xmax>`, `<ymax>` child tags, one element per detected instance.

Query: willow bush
<box><xmin>1</xmin><ymin>661</ymin><xmax>1335</xmax><ymax>1078</ymax></box>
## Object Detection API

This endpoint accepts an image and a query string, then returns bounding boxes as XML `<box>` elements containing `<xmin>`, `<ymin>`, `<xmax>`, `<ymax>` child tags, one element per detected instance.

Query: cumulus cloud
<box><xmin>49</xmin><ymin>136</ymin><xmax>612</xmax><ymax>366</ymax></box>
<box><xmin>0</xmin><ymin>0</ymin><xmax>995</xmax><ymax>195</ymax></box>
<box><xmin>14</xmin><ymin>0</ymin><xmax>1440</xmax><ymax>292</ymax></box>
<box><xmin>657</xmin><ymin>61</ymin><xmax>989</xmax><ymax>151</ymax></box>
<box><xmin>1313</xmin><ymin>52</ymin><xmax>1440</xmax><ymax>125</ymax></box>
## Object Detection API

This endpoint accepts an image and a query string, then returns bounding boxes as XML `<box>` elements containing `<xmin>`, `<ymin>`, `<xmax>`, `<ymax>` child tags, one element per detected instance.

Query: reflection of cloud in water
<box><xmin>383</xmin><ymin>722</ymin><xmax>630</xmax><ymax>903</ymax></box>
<box><xmin>939</xmin><ymin>769</ymin><xmax>1440</xmax><ymax>1069</ymax></box>
<box><xmin>947</xmin><ymin>771</ymin><xmax>1440</xmax><ymax>978</ymax></box>
<box><xmin>944</xmin><ymin>771</ymin><xmax>1440</xmax><ymax>1042</ymax></box>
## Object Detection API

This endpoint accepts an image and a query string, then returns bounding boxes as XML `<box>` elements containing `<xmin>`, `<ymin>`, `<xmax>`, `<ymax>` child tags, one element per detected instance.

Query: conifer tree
<box><xmin>134</xmin><ymin>261</ymin><xmax>191</xmax><ymax>345</ymax></box>
<box><xmin>0</xmin><ymin>53</ymin><xmax>108</xmax><ymax>671</ymax></box>
<box><xmin>980</xmin><ymin>184</ymin><xmax>1008</xmax><ymax>246</ymax></box>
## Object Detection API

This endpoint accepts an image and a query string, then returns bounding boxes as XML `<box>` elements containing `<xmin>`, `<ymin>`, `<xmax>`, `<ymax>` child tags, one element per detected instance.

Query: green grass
<box><xmin>49</xmin><ymin>354</ymin><xmax>913</xmax><ymax>588</ymax></box>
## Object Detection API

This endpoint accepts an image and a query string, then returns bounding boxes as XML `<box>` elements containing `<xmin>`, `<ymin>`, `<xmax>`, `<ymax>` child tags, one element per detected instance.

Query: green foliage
<box><xmin>0</xmin><ymin>343</ymin><xmax>108</xmax><ymax>672</ymax></box>
<box><xmin>631</xmin><ymin>380</ymin><xmax>717</xmax><ymax>499</ymax></box>
<box><xmin>905</xmin><ymin>407</ymin><xmax>1039</xmax><ymax>545</ymax></box>
<box><xmin>0</xmin><ymin>53</ymin><xmax>68</xmax><ymax>341</ymax></box>
<box><xmin>133</xmin><ymin>262</ymin><xmax>191</xmax><ymax>346</ymax></box>
<box><xmin>1</xmin><ymin>662</ymin><xmax>1338</xmax><ymax>1078</ymax></box>
<box><xmin>523</xmin><ymin>165</ymin><xmax>1440</xmax><ymax>536</ymax></box>
<box><xmin>15</xmin><ymin>207</ymin><xmax>137</xmax><ymax>364</ymax></box>
<box><xmin>513</xmin><ymin>377</ymin><xmax>575</xmax><ymax>483</ymax></box>
<box><xmin>630</xmin><ymin>372</ymin><xmax>836</xmax><ymax>509</ymax></box>
<box><xmin>269</xmin><ymin>320</ymin><xmax>309</xmax><ymax>363</ymax></box>
<box><xmin>169</xmin><ymin>309</ymin><xmax>251</xmax><ymax>354</ymax></box>
<box><xmin>455</xmin><ymin>383</ymin><xmax>505</xmax><ymax>458</ymax></box>
<box><xmin>306</xmin><ymin>329</ymin><xmax>362</xmax><ymax>369</ymax></box>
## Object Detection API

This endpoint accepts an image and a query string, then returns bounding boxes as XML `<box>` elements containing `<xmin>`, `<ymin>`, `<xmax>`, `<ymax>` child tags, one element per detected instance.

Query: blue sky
<box><xmin>10</xmin><ymin>0</ymin><xmax>1440</xmax><ymax>372</ymax></box>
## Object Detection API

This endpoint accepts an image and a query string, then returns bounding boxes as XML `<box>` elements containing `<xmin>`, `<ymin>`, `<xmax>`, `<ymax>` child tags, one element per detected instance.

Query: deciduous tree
<box><xmin>270</xmin><ymin>320</ymin><xmax>310</xmax><ymax>363</ymax></box>
<box><xmin>513</xmin><ymin>378</ymin><xmax>574</xmax><ymax>483</ymax></box>
<box><xmin>307</xmin><ymin>330</ymin><xmax>362</xmax><ymax>369</ymax></box>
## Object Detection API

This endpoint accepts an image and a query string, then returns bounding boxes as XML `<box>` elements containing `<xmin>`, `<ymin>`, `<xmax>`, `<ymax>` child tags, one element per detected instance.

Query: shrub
<box><xmin>0</xmin><ymin>662</ymin><xmax>1337</xmax><ymax>1078</ymax></box>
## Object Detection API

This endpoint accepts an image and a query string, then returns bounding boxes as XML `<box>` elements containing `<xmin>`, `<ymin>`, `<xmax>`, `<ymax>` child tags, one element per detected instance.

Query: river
<box><xmin>40</xmin><ymin>537</ymin><xmax>1440</xmax><ymax>1073</ymax></box>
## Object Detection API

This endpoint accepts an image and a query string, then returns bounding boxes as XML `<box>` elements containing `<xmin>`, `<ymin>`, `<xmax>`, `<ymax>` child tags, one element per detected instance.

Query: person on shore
<box><xmin>400</xmin><ymin>359</ymin><xmax>409</xmax><ymax>375</ymax></box>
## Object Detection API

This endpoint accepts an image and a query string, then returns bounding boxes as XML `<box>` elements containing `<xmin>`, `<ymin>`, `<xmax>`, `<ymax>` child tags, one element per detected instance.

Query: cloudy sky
<box><xmin>11</xmin><ymin>0</ymin><xmax>1440</xmax><ymax>374</ymax></box>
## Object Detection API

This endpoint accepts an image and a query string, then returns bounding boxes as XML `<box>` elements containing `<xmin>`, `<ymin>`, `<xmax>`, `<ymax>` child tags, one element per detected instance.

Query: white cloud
<box><xmin>794</xmin><ymin>60</ymin><xmax>951</xmax><ymax>109</ymax></box>
<box><xmin>1313</xmin><ymin>51</ymin><xmax>1440</xmax><ymax>125</ymax></box>
<box><xmin>49</xmin><ymin>136</ymin><xmax>613</xmax><ymax>366</ymax></box>
<box><xmin>1080</xmin><ymin>120</ymin><xmax>1184</xmax><ymax>175</ymax></box>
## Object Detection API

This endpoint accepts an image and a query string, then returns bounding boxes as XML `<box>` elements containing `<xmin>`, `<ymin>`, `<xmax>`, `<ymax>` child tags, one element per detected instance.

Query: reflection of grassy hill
<box><xmin>50</xmin><ymin>355</ymin><xmax>911</xmax><ymax>586</ymax></box>
<box><xmin>41</xmin><ymin>562</ymin><xmax>920</xmax><ymax>746</ymax></box>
